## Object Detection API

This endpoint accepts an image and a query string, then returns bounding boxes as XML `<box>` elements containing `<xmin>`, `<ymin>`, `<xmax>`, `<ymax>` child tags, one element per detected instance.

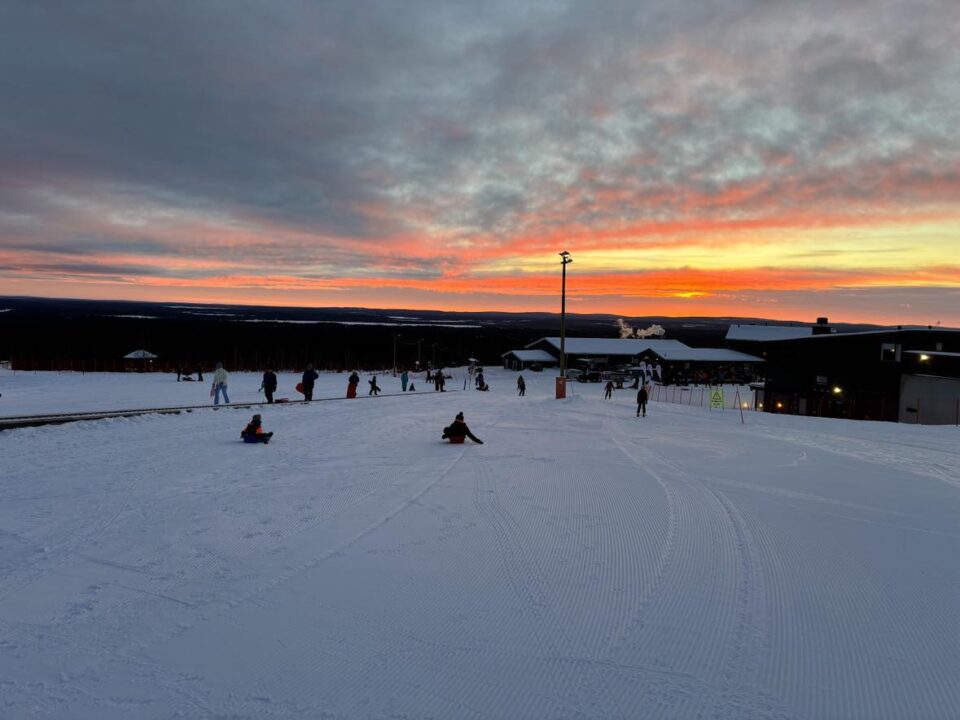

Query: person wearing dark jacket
<box><xmin>301</xmin><ymin>364</ymin><xmax>319</xmax><ymax>401</ymax></box>
<box><xmin>261</xmin><ymin>369</ymin><xmax>278</xmax><ymax>403</ymax></box>
<box><xmin>604</xmin><ymin>380</ymin><xmax>614</xmax><ymax>399</ymax></box>
<box><xmin>442</xmin><ymin>412</ymin><xmax>483</xmax><ymax>444</ymax></box>
<box><xmin>637</xmin><ymin>386</ymin><xmax>648</xmax><ymax>417</ymax></box>
<box><xmin>241</xmin><ymin>414</ymin><xmax>273</xmax><ymax>444</ymax></box>
<box><xmin>368</xmin><ymin>376</ymin><xmax>380</xmax><ymax>395</ymax></box>
<box><xmin>517</xmin><ymin>375</ymin><xmax>526</xmax><ymax>396</ymax></box>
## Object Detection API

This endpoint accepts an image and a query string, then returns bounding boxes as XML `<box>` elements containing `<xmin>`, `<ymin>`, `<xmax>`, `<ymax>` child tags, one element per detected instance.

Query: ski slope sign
<box><xmin>710</xmin><ymin>389</ymin><xmax>724</xmax><ymax>409</ymax></box>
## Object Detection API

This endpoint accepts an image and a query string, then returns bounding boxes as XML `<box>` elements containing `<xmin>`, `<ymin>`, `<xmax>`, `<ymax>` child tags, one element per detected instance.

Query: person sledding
<box><xmin>241</xmin><ymin>414</ymin><xmax>273</xmax><ymax>444</ymax></box>
<box><xmin>441</xmin><ymin>411</ymin><xmax>483</xmax><ymax>444</ymax></box>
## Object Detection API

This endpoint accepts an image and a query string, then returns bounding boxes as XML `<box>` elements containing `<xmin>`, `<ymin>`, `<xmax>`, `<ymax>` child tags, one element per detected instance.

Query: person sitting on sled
<box><xmin>441</xmin><ymin>411</ymin><xmax>483</xmax><ymax>444</ymax></box>
<box><xmin>241</xmin><ymin>414</ymin><xmax>273</xmax><ymax>444</ymax></box>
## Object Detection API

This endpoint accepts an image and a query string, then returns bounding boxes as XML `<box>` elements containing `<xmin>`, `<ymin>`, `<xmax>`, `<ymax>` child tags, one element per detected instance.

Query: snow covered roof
<box><xmin>123</xmin><ymin>349</ymin><xmax>158</xmax><ymax>359</ymax></box>
<box><xmin>726</xmin><ymin>324</ymin><xmax>814</xmax><ymax>342</ymax></box>
<box><xmin>525</xmin><ymin>337</ymin><xmax>762</xmax><ymax>363</ymax></box>
<box><xmin>529</xmin><ymin>337</ymin><xmax>691</xmax><ymax>356</ymax></box>
<box><xmin>501</xmin><ymin>349</ymin><xmax>556</xmax><ymax>362</ymax></box>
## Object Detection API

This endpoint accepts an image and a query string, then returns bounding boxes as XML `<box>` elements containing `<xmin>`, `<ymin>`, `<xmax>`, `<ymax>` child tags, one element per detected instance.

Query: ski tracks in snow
<box><xmin>607</xmin><ymin>424</ymin><xmax>796</xmax><ymax>720</ymax></box>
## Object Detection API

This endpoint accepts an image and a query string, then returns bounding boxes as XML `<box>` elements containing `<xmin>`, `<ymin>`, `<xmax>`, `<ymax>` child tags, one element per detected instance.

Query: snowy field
<box><xmin>1</xmin><ymin>368</ymin><xmax>959</xmax><ymax>719</ymax></box>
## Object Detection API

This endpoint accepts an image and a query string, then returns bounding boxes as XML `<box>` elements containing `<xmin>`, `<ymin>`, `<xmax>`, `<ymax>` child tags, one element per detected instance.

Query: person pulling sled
<box><xmin>241</xmin><ymin>414</ymin><xmax>273</xmax><ymax>444</ymax></box>
<box><xmin>441</xmin><ymin>412</ymin><xmax>483</xmax><ymax>444</ymax></box>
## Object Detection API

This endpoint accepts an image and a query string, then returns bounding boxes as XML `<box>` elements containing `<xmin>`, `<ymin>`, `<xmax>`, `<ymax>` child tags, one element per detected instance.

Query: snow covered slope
<box><xmin>1</xmin><ymin>369</ymin><xmax>958</xmax><ymax>718</ymax></box>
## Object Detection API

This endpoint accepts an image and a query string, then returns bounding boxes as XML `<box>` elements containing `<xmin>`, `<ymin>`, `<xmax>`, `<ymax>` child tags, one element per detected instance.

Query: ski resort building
<box><xmin>762</xmin><ymin>327</ymin><xmax>960</xmax><ymax>423</ymax></box>
<box><xmin>503</xmin><ymin>337</ymin><xmax>763</xmax><ymax>384</ymax></box>
<box><xmin>500</xmin><ymin>349</ymin><xmax>558</xmax><ymax>371</ymax></box>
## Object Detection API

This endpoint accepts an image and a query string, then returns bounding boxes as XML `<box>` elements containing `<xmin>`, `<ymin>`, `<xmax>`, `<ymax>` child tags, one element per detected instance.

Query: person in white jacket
<box><xmin>211</xmin><ymin>362</ymin><xmax>230</xmax><ymax>405</ymax></box>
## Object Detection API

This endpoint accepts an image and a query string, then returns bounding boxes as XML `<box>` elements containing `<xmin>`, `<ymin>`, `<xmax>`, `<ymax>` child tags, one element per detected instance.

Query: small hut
<box><xmin>123</xmin><ymin>349</ymin><xmax>158</xmax><ymax>372</ymax></box>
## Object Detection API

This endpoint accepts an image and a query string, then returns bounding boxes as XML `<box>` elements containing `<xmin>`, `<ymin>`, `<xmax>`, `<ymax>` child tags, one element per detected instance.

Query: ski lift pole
<box><xmin>735</xmin><ymin>388</ymin><xmax>745</xmax><ymax>424</ymax></box>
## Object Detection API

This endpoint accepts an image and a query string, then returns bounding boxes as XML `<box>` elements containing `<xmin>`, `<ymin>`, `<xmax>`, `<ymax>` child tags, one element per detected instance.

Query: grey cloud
<box><xmin>1</xmin><ymin>0</ymin><xmax>958</xmax><ymax>256</ymax></box>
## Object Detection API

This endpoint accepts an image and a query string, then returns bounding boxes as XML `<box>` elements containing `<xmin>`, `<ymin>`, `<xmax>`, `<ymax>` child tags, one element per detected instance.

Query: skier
<box><xmin>347</xmin><ymin>371</ymin><xmax>360</xmax><ymax>399</ymax></box>
<box><xmin>301</xmin><ymin>364</ymin><xmax>319</xmax><ymax>401</ymax></box>
<box><xmin>603</xmin><ymin>380</ymin><xmax>614</xmax><ymax>399</ymax></box>
<box><xmin>401</xmin><ymin>370</ymin><xmax>409</xmax><ymax>392</ymax></box>
<box><xmin>637</xmin><ymin>385</ymin><xmax>648</xmax><ymax>417</ymax></box>
<box><xmin>441</xmin><ymin>412</ymin><xmax>484</xmax><ymax>444</ymax></box>
<box><xmin>517</xmin><ymin>375</ymin><xmax>526</xmax><ymax>396</ymax></box>
<box><xmin>241</xmin><ymin>414</ymin><xmax>273</xmax><ymax>444</ymax></box>
<box><xmin>368</xmin><ymin>376</ymin><xmax>381</xmax><ymax>395</ymax></box>
<box><xmin>211</xmin><ymin>362</ymin><xmax>230</xmax><ymax>405</ymax></box>
<box><xmin>261</xmin><ymin>368</ymin><xmax>278</xmax><ymax>403</ymax></box>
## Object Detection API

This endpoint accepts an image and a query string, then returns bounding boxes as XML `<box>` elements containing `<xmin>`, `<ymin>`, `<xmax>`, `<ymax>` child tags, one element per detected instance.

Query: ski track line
<box><xmin>754</xmin><ymin>427</ymin><xmax>960</xmax><ymax>488</ymax></box>
<box><xmin>472</xmin><ymin>456</ymin><xmax>623</xmax><ymax>719</ymax></box>
<box><xmin>605</xmin><ymin>423</ymin><xmax>798</xmax><ymax>720</ymax></box>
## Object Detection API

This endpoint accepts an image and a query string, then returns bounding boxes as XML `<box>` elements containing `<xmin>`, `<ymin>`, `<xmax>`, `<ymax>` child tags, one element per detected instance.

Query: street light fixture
<box><xmin>558</xmin><ymin>251</ymin><xmax>572</xmax><ymax>398</ymax></box>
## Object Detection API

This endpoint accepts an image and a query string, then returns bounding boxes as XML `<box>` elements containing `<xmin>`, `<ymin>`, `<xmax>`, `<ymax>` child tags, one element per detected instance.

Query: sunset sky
<box><xmin>1</xmin><ymin>1</ymin><xmax>958</xmax><ymax>324</ymax></box>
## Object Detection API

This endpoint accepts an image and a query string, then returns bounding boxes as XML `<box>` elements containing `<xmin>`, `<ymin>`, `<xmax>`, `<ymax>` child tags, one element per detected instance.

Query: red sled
<box><xmin>295</xmin><ymin>382</ymin><xmax>304</xmax><ymax>395</ymax></box>
<box><xmin>447</xmin><ymin>436</ymin><xmax>465</xmax><ymax>444</ymax></box>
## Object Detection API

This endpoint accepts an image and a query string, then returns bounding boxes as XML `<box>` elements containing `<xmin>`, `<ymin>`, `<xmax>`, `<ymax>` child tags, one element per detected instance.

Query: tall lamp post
<box><xmin>558</xmin><ymin>250</ymin><xmax>572</xmax><ymax>398</ymax></box>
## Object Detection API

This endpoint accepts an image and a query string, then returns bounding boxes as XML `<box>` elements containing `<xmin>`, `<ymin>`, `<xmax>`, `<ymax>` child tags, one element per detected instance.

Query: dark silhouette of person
<box><xmin>442</xmin><ymin>412</ymin><xmax>483</xmax><ymax>444</ymax></box>
<box><xmin>637</xmin><ymin>386</ymin><xmax>648</xmax><ymax>417</ymax></box>
<box><xmin>261</xmin><ymin>369</ymin><xmax>278</xmax><ymax>403</ymax></box>
<box><xmin>302</xmin><ymin>364</ymin><xmax>319</xmax><ymax>401</ymax></box>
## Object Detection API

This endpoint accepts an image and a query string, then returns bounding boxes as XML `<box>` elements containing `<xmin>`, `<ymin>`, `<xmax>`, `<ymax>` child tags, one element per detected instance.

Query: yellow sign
<box><xmin>710</xmin><ymin>389</ymin><xmax>724</xmax><ymax>409</ymax></box>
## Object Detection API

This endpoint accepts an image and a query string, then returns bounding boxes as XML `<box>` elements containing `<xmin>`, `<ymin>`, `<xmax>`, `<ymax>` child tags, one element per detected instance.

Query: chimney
<box><xmin>813</xmin><ymin>317</ymin><xmax>832</xmax><ymax>335</ymax></box>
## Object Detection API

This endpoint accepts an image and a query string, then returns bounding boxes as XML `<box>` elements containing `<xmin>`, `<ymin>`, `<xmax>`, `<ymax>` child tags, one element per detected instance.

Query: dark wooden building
<box><xmin>763</xmin><ymin>328</ymin><xmax>960</xmax><ymax>422</ymax></box>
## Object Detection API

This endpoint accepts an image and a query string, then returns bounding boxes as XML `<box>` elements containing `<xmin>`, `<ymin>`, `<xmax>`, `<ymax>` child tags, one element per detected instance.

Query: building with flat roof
<box><xmin>762</xmin><ymin>327</ymin><xmax>960</xmax><ymax>422</ymax></box>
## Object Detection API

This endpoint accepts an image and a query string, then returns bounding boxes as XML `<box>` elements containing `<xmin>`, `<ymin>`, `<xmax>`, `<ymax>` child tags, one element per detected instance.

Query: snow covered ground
<box><xmin>1</xmin><ymin>368</ymin><xmax>959</xmax><ymax>719</ymax></box>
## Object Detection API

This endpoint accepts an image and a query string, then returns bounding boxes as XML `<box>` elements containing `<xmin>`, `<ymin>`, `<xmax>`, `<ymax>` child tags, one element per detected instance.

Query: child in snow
<box><xmin>241</xmin><ymin>414</ymin><xmax>273</xmax><ymax>443</ymax></box>
<box><xmin>369</xmin><ymin>376</ymin><xmax>381</xmax><ymax>395</ymax></box>
<box><xmin>441</xmin><ymin>412</ymin><xmax>483</xmax><ymax>444</ymax></box>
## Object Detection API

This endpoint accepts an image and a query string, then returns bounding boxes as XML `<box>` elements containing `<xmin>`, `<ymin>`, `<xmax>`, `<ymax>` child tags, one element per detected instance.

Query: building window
<box><xmin>880</xmin><ymin>343</ymin><xmax>897</xmax><ymax>362</ymax></box>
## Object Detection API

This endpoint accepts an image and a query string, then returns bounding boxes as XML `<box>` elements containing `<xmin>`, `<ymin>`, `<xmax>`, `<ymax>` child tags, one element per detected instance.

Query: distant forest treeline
<box><xmin>0</xmin><ymin>297</ymin><xmax>794</xmax><ymax>372</ymax></box>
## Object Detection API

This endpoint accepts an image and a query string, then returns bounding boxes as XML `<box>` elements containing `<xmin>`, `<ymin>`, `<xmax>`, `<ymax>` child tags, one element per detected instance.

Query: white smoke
<box><xmin>616</xmin><ymin>319</ymin><xmax>665</xmax><ymax>339</ymax></box>
<box><xmin>636</xmin><ymin>323</ymin><xmax>666</xmax><ymax>338</ymax></box>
